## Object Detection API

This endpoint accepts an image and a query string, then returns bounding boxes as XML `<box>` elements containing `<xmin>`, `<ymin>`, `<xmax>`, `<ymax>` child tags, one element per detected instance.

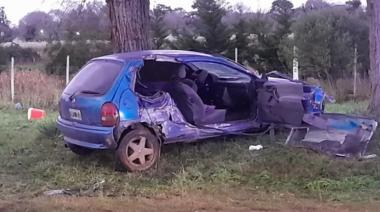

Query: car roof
<box><xmin>95</xmin><ymin>50</ymin><xmax>214</xmax><ymax>61</ymax></box>
<box><xmin>94</xmin><ymin>50</ymin><xmax>255</xmax><ymax>76</ymax></box>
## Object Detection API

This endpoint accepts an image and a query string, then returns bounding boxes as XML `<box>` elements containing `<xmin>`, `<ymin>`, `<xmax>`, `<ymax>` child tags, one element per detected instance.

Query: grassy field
<box><xmin>1</xmin><ymin>102</ymin><xmax>380</xmax><ymax>211</ymax></box>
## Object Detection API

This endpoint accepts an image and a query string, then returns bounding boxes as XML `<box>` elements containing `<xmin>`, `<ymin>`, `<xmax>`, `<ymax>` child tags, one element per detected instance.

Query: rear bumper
<box><xmin>57</xmin><ymin>116</ymin><xmax>117</xmax><ymax>150</ymax></box>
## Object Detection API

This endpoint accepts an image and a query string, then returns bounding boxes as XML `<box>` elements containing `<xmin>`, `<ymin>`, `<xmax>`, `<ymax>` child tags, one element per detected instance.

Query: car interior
<box><xmin>135</xmin><ymin>60</ymin><xmax>256</xmax><ymax>126</ymax></box>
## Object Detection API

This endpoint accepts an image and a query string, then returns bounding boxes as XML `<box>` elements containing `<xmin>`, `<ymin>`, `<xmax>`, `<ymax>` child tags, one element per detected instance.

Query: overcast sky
<box><xmin>2</xmin><ymin>0</ymin><xmax>364</xmax><ymax>25</ymax></box>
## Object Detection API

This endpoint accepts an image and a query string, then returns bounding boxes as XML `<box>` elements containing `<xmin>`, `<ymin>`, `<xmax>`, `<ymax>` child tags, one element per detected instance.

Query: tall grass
<box><xmin>0</xmin><ymin>70</ymin><xmax>64</xmax><ymax>109</ymax></box>
<box><xmin>0</xmin><ymin>69</ymin><xmax>371</xmax><ymax>109</ymax></box>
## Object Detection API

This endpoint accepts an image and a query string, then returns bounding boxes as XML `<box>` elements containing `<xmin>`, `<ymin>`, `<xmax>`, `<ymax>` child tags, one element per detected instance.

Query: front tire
<box><xmin>116</xmin><ymin>128</ymin><xmax>160</xmax><ymax>172</ymax></box>
<box><xmin>67</xmin><ymin>143</ymin><xmax>94</xmax><ymax>155</ymax></box>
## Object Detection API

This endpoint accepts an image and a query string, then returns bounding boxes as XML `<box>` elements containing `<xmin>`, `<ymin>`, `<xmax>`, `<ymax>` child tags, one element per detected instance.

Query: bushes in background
<box><xmin>0</xmin><ymin>44</ymin><xmax>40</xmax><ymax>72</ymax></box>
<box><xmin>45</xmin><ymin>41</ymin><xmax>112</xmax><ymax>75</ymax></box>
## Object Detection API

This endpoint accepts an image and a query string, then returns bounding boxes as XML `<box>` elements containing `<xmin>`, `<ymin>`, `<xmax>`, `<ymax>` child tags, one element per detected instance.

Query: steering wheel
<box><xmin>192</xmin><ymin>69</ymin><xmax>209</xmax><ymax>85</ymax></box>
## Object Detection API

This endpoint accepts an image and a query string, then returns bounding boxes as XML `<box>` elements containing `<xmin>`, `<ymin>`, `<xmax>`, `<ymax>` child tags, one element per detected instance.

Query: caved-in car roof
<box><xmin>95</xmin><ymin>50</ymin><xmax>214</xmax><ymax>61</ymax></box>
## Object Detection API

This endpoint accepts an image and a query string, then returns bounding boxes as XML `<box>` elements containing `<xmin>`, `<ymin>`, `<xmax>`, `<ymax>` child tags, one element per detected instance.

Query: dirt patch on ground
<box><xmin>1</xmin><ymin>191</ymin><xmax>379</xmax><ymax>212</ymax></box>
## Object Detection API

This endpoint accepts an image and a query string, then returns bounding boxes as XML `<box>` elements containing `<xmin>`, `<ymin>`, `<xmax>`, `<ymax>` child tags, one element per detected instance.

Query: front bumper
<box><xmin>57</xmin><ymin>116</ymin><xmax>117</xmax><ymax>150</ymax></box>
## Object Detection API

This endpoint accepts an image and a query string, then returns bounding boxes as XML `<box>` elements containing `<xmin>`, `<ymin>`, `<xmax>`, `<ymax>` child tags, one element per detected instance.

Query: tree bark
<box><xmin>368</xmin><ymin>0</ymin><xmax>380</xmax><ymax>117</ymax></box>
<box><xmin>106</xmin><ymin>0</ymin><xmax>151</xmax><ymax>53</ymax></box>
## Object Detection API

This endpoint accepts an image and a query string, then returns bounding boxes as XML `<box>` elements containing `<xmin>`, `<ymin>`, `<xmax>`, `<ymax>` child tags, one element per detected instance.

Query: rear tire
<box><xmin>67</xmin><ymin>143</ymin><xmax>94</xmax><ymax>155</ymax></box>
<box><xmin>116</xmin><ymin>128</ymin><xmax>160</xmax><ymax>172</ymax></box>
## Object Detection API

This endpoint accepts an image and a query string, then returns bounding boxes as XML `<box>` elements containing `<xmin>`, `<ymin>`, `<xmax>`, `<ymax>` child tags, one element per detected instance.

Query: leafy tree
<box><xmin>0</xmin><ymin>44</ymin><xmax>40</xmax><ymax>72</ymax></box>
<box><xmin>18</xmin><ymin>11</ymin><xmax>57</xmax><ymax>41</ymax></box>
<box><xmin>191</xmin><ymin>0</ymin><xmax>230</xmax><ymax>53</ymax></box>
<box><xmin>225</xmin><ymin>6</ymin><xmax>251</xmax><ymax>63</ymax></box>
<box><xmin>292</xmin><ymin>8</ymin><xmax>356</xmax><ymax>84</ymax></box>
<box><xmin>45</xmin><ymin>41</ymin><xmax>112</xmax><ymax>75</ymax></box>
<box><xmin>346</xmin><ymin>0</ymin><xmax>362</xmax><ymax>11</ymax></box>
<box><xmin>60</xmin><ymin>1</ymin><xmax>109</xmax><ymax>41</ymax></box>
<box><xmin>339</xmin><ymin>6</ymin><xmax>369</xmax><ymax>76</ymax></box>
<box><xmin>271</xmin><ymin>0</ymin><xmax>294</xmax><ymax>36</ymax></box>
<box><xmin>0</xmin><ymin>6</ymin><xmax>13</xmax><ymax>43</ymax></box>
<box><xmin>151</xmin><ymin>4</ymin><xmax>172</xmax><ymax>49</ymax></box>
<box><xmin>244</xmin><ymin>13</ymin><xmax>280</xmax><ymax>72</ymax></box>
<box><xmin>304</xmin><ymin>0</ymin><xmax>331</xmax><ymax>11</ymax></box>
<box><xmin>248</xmin><ymin>0</ymin><xmax>295</xmax><ymax>73</ymax></box>
<box><xmin>169</xmin><ymin>8</ymin><xmax>203</xmax><ymax>51</ymax></box>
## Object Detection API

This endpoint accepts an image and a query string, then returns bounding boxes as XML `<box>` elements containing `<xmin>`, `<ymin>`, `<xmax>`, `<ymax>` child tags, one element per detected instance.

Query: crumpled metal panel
<box><xmin>138</xmin><ymin>92</ymin><xmax>260</xmax><ymax>143</ymax></box>
<box><xmin>286</xmin><ymin>113</ymin><xmax>378</xmax><ymax>157</ymax></box>
<box><xmin>257</xmin><ymin>78</ymin><xmax>305</xmax><ymax>126</ymax></box>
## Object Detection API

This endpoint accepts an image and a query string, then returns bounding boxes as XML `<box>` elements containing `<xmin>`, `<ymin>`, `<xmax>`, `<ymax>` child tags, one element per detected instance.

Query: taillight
<box><xmin>101</xmin><ymin>103</ymin><xmax>119</xmax><ymax>127</ymax></box>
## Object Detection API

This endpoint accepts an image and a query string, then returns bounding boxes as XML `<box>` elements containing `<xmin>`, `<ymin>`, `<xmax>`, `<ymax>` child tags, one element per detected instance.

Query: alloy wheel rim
<box><xmin>126</xmin><ymin>136</ymin><xmax>154</xmax><ymax>166</ymax></box>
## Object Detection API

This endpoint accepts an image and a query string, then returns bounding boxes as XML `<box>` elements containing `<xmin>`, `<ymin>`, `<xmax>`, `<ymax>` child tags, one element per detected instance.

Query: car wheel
<box><xmin>116</xmin><ymin>128</ymin><xmax>159</xmax><ymax>172</ymax></box>
<box><xmin>67</xmin><ymin>143</ymin><xmax>94</xmax><ymax>155</ymax></box>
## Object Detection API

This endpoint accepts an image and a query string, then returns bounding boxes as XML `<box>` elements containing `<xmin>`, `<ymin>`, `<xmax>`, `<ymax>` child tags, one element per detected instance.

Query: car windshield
<box><xmin>191</xmin><ymin>62</ymin><xmax>251</xmax><ymax>80</ymax></box>
<box><xmin>64</xmin><ymin>60</ymin><xmax>123</xmax><ymax>95</ymax></box>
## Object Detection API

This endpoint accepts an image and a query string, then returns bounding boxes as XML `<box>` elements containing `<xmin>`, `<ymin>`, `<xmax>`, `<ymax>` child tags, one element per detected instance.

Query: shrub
<box><xmin>45</xmin><ymin>41</ymin><xmax>112</xmax><ymax>75</ymax></box>
<box><xmin>0</xmin><ymin>44</ymin><xmax>40</xmax><ymax>72</ymax></box>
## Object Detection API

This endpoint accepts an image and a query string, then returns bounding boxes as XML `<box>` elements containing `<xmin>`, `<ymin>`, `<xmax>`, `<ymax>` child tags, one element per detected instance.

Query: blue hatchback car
<box><xmin>57</xmin><ymin>50</ymin><xmax>376</xmax><ymax>171</ymax></box>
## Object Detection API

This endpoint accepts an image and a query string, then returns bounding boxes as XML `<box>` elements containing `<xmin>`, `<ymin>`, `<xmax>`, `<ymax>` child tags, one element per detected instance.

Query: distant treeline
<box><xmin>0</xmin><ymin>0</ymin><xmax>368</xmax><ymax>81</ymax></box>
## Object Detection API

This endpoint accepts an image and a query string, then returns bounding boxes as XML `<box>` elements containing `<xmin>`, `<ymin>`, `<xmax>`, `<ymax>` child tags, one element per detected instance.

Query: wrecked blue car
<box><xmin>57</xmin><ymin>50</ymin><xmax>377</xmax><ymax>171</ymax></box>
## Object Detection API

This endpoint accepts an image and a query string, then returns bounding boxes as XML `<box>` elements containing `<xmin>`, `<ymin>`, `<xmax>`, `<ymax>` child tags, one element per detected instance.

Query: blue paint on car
<box><xmin>57</xmin><ymin>50</ymin><xmax>325</xmax><ymax>153</ymax></box>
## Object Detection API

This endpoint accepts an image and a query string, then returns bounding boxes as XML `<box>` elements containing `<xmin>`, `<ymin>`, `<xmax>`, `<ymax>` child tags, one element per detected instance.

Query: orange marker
<box><xmin>28</xmin><ymin>108</ymin><xmax>46</xmax><ymax>120</ymax></box>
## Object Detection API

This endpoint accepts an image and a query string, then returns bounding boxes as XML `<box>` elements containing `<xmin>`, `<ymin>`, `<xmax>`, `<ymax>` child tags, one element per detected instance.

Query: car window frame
<box><xmin>188</xmin><ymin>61</ymin><xmax>253</xmax><ymax>82</ymax></box>
<box><xmin>63</xmin><ymin>59</ymin><xmax>125</xmax><ymax>96</ymax></box>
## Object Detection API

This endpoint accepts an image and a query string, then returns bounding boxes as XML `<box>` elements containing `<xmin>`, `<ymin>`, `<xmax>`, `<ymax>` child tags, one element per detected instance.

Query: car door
<box><xmin>188</xmin><ymin>61</ymin><xmax>252</xmax><ymax>104</ymax></box>
<box><xmin>256</xmin><ymin>77</ymin><xmax>305</xmax><ymax>126</ymax></box>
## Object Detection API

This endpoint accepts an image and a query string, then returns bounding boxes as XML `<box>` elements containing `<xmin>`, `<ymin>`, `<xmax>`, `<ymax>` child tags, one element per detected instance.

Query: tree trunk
<box><xmin>106</xmin><ymin>0</ymin><xmax>151</xmax><ymax>53</ymax></box>
<box><xmin>367</xmin><ymin>0</ymin><xmax>380</xmax><ymax>117</ymax></box>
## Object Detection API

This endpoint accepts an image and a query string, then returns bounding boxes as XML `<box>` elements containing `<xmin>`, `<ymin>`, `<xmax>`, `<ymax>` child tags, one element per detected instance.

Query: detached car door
<box><xmin>256</xmin><ymin>77</ymin><xmax>305</xmax><ymax>126</ymax></box>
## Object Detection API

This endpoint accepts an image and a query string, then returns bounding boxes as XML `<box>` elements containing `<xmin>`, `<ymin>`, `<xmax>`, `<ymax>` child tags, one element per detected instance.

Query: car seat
<box><xmin>163</xmin><ymin>66</ymin><xmax>226</xmax><ymax>126</ymax></box>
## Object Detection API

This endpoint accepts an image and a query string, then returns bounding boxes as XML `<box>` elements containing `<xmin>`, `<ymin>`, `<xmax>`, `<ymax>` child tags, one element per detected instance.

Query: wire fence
<box><xmin>0</xmin><ymin>55</ymin><xmax>372</xmax><ymax>109</ymax></box>
<box><xmin>0</xmin><ymin>56</ymin><xmax>73</xmax><ymax>109</ymax></box>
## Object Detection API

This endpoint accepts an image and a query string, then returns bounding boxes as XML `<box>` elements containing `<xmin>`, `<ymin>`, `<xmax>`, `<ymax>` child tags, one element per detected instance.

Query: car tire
<box><xmin>116</xmin><ymin>128</ymin><xmax>160</xmax><ymax>172</ymax></box>
<box><xmin>67</xmin><ymin>143</ymin><xmax>94</xmax><ymax>155</ymax></box>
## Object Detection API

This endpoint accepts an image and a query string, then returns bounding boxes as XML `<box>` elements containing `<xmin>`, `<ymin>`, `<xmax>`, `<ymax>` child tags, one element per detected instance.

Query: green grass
<box><xmin>326</xmin><ymin>100</ymin><xmax>369</xmax><ymax>114</ymax></box>
<box><xmin>1</xmin><ymin>101</ymin><xmax>380</xmax><ymax>202</ymax></box>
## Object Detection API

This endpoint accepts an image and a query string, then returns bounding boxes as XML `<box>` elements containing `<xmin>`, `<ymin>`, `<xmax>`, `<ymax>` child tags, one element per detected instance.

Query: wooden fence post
<box><xmin>10</xmin><ymin>57</ymin><xmax>14</xmax><ymax>103</ymax></box>
<box><xmin>353</xmin><ymin>44</ymin><xmax>358</xmax><ymax>97</ymax></box>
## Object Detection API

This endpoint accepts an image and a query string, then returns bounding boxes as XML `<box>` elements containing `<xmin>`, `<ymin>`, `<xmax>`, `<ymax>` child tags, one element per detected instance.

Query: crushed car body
<box><xmin>266</xmin><ymin>71</ymin><xmax>378</xmax><ymax>157</ymax></box>
<box><xmin>287</xmin><ymin>113</ymin><xmax>377</xmax><ymax>157</ymax></box>
<box><xmin>56</xmin><ymin>50</ymin><xmax>377</xmax><ymax>171</ymax></box>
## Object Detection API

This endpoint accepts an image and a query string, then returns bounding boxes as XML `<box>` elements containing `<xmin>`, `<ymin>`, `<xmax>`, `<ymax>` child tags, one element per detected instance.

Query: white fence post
<box><xmin>66</xmin><ymin>55</ymin><xmax>70</xmax><ymax>85</ymax></box>
<box><xmin>292</xmin><ymin>46</ymin><xmax>299</xmax><ymax>80</ymax></box>
<box><xmin>10</xmin><ymin>57</ymin><xmax>14</xmax><ymax>103</ymax></box>
<box><xmin>235</xmin><ymin>48</ymin><xmax>238</xmax><ymax>63</ymax></box>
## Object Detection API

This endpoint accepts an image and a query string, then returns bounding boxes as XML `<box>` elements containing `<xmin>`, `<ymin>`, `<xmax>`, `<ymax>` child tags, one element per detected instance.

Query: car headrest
<box><xmin>177</xmin><ymin>65</ymin><xmax>187</xmax><ymax>79</ymax></box>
